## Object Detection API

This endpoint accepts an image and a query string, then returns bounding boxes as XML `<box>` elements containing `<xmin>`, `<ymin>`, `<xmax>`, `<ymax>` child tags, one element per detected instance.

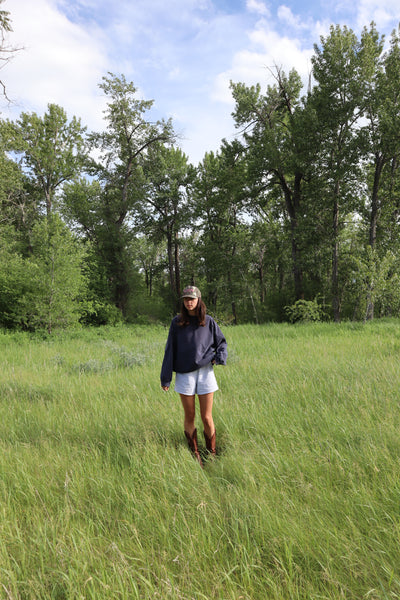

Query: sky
<box><xmin>1</xmin><ymin>0</ymin><xmax>400</xmax><ymax>165</ymax></box>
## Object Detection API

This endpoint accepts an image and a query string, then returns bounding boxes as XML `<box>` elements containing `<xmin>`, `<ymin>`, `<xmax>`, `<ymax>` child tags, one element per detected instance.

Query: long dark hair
<box><xmin>178</xmin><ymin>298</ymin><xmax>207</xmax><ymax>327</ymax></box>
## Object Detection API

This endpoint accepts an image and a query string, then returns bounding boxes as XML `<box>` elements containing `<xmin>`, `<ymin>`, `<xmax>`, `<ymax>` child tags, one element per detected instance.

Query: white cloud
<box><xmin>246</xmin><ymin>0</ymin><xmax>270</xmax><ymax>17</ymax></box>
<box><xmin>277</xmin><ymin>4</ymin><xmax>332</xmax><ymax>44</ymax></box>
<box><xmin>2</xmin><ymin>0</ymin><xmax>400</xmax><ymax>167</ymax></box>
<box><xmin>168</xmin><ymin>67</ymin><xmax>182</xmax><ymax>81</ymax></box>
<box><xmin>356</xmin><ymin>0</ymin><xmax>400</xmax><ymax>30</ymax></box>
<box><xmin>2</xmin><ymin>0</ymin><xmax>110</xmax><ymax>130</ymax></box>
<box><xmin>212</xmin><ymin>24</ymin><xmax>314</xmax><ymax>109</ymax></box>
<box><xmin>277</xmin><ymin>5</ymin><xmax>302</xmax><ymax>28</ymax></box>
<box><xmin>176</xmin><ymin>105</ymin><xmax>238</xmax><ymax>164</ymax></box>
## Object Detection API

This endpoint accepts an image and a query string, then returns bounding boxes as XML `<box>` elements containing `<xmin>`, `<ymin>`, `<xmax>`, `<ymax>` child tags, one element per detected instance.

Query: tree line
<box><xmin>1</xmin><ymin>15</ymin><xmax>400</xmax><ymax>330</ymax></box>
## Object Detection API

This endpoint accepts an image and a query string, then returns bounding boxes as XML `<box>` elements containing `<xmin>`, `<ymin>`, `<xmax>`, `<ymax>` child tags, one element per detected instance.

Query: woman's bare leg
<box><xmin>198</xmin><ymin>392</ymin><xmax>215</xmax><ymax>438</ymax></box>
<box><xmin>180</xmin><ymin>393</ymin><xmax>203</xmax><ymax>466</ymax></box>
<box><xmin>180</xmin><ymin>394</ymin><xmax>196</xmax><ymax>436</ymax></box>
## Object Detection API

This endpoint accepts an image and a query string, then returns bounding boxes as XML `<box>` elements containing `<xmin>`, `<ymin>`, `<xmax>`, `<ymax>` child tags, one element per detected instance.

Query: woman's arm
<box><xmin>160</xmin><ymin>322</ymin><xmax>175</xmax><ymax>387</ymax></box>
<box><xmin>213</xmin><ymin>320</ymin><xmax>228</xmax><ymax>365</ymax></box>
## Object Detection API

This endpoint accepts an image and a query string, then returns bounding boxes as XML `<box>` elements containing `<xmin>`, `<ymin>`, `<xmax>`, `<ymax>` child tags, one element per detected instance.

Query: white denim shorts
<box><xmin>174</xmin><ymin>363</ymin><xmax>218</xmax><ymax>396</ymax></box>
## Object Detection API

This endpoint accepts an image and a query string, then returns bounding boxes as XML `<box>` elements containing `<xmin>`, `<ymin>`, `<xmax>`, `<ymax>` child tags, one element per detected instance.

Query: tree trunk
<box><xmin>228</xmin><ymin>271</ymin><xmax>237</xmax><ymax>324</ymax></box>
<box><xmin>113</xmin><ymin>251</ymin><xmax>130</xmax><ymax>316</ymax></box>
<box><xmin>45</xmin><ymin>186</ymin><xmax>52</xmax><ymax>217</ymax></box>
<box><xmin>290</xmin><ymin>221</ymin><xmax>303</xmax><ymax>301</ymax></box>
<box><xmin>366</xmin><ymin>153</ymin><xmax>385</xmax><ymax>321</ymax></box>
<box><xmin>369</xmin><ymin>152</ymin><xmax>384</xmax><ymax>248</ymax></box>
<box><xmin>280</xmin><ymin>172</ymin><xmax>304</xmax><ymax>300</ymax></box>
<box><xmin>166</xmin><ymin>234</ymin><xmax>175</xmax><ymax>291</ymax></box>
<box><xmin>174</xmin><ymin>230</ymin><xmax>181</xmax><ymax>308</ymax></box>
<box><xmin>258</xmin><ymin>265</ymin><xmax>265</xmax><ymax>303</ymax></box>
<box><xmin>208</xmin><ymin>286</ymin><xmax>218</xmax><ymax>313</ymax></box>
<box><xmin>231</xmin><ymin>300</ymin><xmax>237</xmax><ymax>324</ymax></box>
<box><xmin>115</xmin><ymin>278</ymin><xmax>129</xmax><ymax>316</ymax></box>
<box><xmin>109</xmin><ymin>224</ymin><xmax>130</xmax><ymax>316</ymax></box>
<box><xmin>166</xmin><ymin>228</ymin><xmax>178</xmax><ymax>312</ymax></box>
<box><xmin>331</xmin><ymin>182</ymin><xmax>340</xmax><ymax>323</ymax></box>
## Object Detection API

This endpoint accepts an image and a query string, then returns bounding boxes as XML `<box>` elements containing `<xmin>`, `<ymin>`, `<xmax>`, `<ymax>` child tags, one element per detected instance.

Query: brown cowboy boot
<box><xmin>184</xmin><ymin>429</ymin><xmax>203</xmax><ymax>467</ymax></box>
<box><xmin>204</xmin><ymin>429</ymin><xmax>216</xmax><ymax>456</ymax></box>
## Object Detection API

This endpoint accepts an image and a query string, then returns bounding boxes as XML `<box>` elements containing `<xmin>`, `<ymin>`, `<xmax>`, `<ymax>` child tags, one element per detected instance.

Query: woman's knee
<box><xmin>180</xmin><ymin>394</ymin><xmax>196</xmax><ymax>421</ymax></box>
<box><xmin>201</xmin><ymin>413</ymin><xmax>214</xmax><ymax>429</ymax></box>
<box><xmin>185</xmin><ymin>410</ymin><xmax>196</xmax><ymax>424</ymax></box>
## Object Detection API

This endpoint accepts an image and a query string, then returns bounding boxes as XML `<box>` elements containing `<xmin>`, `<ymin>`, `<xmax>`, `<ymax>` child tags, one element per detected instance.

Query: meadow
<box><xmin>0</xmin><ymin>320</ymin><xmax>400</xmax><ymax>599</ymax></box>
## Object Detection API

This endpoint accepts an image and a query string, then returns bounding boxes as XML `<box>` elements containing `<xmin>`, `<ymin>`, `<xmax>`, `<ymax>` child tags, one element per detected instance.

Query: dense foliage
<box><xmin>1</xmin><ymin>17</ymin><xmax>400</xmax><ymax>329</ymax></box>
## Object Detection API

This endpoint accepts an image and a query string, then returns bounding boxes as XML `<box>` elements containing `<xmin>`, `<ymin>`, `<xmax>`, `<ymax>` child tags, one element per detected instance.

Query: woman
<box><xmin>160</xmin><ymin>285</ymin><xmax>227</xmax><ymax>467</ymax></box>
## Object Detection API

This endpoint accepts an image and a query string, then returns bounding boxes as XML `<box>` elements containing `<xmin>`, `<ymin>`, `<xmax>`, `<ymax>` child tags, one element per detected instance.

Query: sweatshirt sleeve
<box><xmin>213</xmin><ymin>320</ymin><xmax>228</xmax><ymax>365</ymax></box>
<box><xmin>160</xmin><ymin>322</ymin><xmax>175</xmax><ymax>387</ymax></box>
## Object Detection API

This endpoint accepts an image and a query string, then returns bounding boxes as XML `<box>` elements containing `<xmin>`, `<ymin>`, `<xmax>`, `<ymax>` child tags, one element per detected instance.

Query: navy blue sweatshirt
<box><xmin>160</xmin><ymin>314</ymin><xmax>227</xmax><ymax>387</ymax></box>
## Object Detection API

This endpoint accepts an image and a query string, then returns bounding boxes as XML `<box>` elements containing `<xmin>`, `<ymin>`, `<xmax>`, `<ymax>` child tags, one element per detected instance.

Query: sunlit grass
<box><xmin>0</xmin><ymin>321</ymin><xmax>400</xmax><ymax>598</ymax></box>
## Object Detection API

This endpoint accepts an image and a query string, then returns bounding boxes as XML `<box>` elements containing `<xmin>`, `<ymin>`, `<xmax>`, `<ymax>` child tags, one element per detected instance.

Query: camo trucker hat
<box><xmin>181</xmin><ymin>286</ymin><xmax>201</xmax><ymax>299</ymax></box>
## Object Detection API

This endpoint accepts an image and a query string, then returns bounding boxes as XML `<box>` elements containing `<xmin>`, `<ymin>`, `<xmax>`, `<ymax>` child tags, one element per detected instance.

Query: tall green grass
<box><xmin>0</xmin><ymin>321</ymin><xmax>400</xmax><ymax>599</ymax></box>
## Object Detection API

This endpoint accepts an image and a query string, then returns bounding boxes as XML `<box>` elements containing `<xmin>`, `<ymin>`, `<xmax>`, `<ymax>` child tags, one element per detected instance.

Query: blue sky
<box><xmin>2</xmin><ymin>0</ymin><xmax>400</xmax><ymax>164</ymax></box>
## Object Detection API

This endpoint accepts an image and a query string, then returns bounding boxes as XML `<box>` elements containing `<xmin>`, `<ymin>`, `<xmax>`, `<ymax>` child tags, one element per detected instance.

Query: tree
<box><xmin>309</xmin><ymin>25</ymin><xmax>379</xmax><ymax>321</ymax></box>
<box><xmin>0</xmin><ymin>121</ymin><xmax>40</xmax><ymax>254</ymax></box>
<box><xmin>76</xmin><ymin>73</ymin><xmax>176</xmax><ymax>315</ymax></box>
<box><xmin>361</xmin><ymin>26</ymin><xmax>400</xmax><ymax>318</ymax></box>
<box><xmin>130</xmin><ymin>235</ymin><xmax>166</xmax><ymax>297</ymax></box>
<box><xmin>3</xmin><ymin>104</ymin><xmax>87</xmax><ymax>216</ymax></box>
<box><xmin>231</xmin><ymin>68</ymin><xmax>317</xmax><ymax>302</ymax></box>
<box><xmin>192</xmin><ymin>140</ymin><xmax>250</xmax><ymax>321</ymax></box>
<box><xmin>137</xmin><ymin>143</ymin><xmax>194</xmax><ymax>311</ymax></box>
<box><xmin>0</xmin><ymin>1</ymin><xmax>11</xmax><ymax>34</ymax></box>
<box><xmin>21</xmin><ymin>215</ymin><xmax>88</xmax><ymax>332</ymax></box>
<box><xmin>247</xmin><ymin>215</ymin><xmax>292</xmax><ymax>320</ymax></box>
<box><xmin>0</xmin><ymin>0</ymin><xmax>22</xmax><ymax>102</ymax></box>
<box><xmin>0</xmin><ymin>224</ymin><xmax>34</xmax><ymax>328</ymax></box>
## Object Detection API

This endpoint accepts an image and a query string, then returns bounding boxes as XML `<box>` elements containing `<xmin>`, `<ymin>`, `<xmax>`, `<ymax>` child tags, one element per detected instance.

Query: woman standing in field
<box><xmin>160</xmin><ymin>286</ymin><xmax>227</xmax><ymax>467</ymax></box>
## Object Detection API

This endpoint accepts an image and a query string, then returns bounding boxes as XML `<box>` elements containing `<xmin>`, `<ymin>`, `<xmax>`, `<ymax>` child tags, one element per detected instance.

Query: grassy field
<box><xmin>0</xmin><ymin>320</ymin><xmax>400</xmax><ymax>599</ymax></box>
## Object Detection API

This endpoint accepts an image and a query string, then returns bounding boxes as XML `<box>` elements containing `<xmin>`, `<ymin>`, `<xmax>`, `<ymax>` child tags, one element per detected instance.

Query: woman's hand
<box><xmin>162</xmin><ymin>385</ymin><xmax>169</xmax><ymax>391</ymax></box>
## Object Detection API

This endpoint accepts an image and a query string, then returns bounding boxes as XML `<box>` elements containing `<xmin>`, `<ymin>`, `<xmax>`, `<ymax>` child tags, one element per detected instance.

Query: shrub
<box><xmin>284</xmin><ymin>297</ymin><xmax>327</xmax><ymax>323</ymax></box>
